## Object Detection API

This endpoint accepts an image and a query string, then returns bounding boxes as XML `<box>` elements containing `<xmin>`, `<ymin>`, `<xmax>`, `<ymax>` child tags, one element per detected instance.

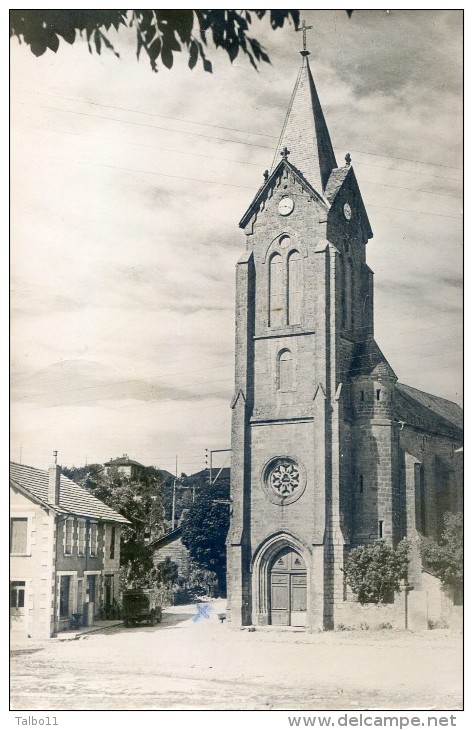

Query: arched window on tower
<box><xmin>288</xmin><ymin>250</ymin><xmax>302</xmax><ymax>325</ymax></box>
<box><xmin>345</xmin><ymin>260</ymin><xmax>353</xmax><ymax>329</ymax></box>
<box><xmin>269</xmin><ymin>253</ymin><xmax>284</xmax><ymax>327</ymax></box>
<box><xmin>278</xmin><ymin>349</ymin><xmax>294</xmax><ymax>392</ymax></box>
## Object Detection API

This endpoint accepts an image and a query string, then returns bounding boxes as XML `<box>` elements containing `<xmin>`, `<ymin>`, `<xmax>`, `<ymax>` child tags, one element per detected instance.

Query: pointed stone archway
<box><xmin>269</xmin><ymin>546</ymin><xmax>307</xmax><ymax>626</ymax></box>
<box><xmin>251</xmin><ymin>533</ymin><xmax>311</xmax><ymax>627</ymax></box>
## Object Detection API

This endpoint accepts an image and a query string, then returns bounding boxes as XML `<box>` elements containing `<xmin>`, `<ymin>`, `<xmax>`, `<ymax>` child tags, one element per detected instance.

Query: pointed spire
<box><xmin>271</xmin><ymin>54</ymin><xmax>337</xmax><ymax>194</ymax></box>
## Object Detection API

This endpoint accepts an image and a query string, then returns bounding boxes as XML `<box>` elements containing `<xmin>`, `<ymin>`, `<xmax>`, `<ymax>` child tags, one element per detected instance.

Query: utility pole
<box><xmin>205</xmin><ymin>448</ymin><xmax>231</xmax><ymax>486</ymax></box>
<box><xmin>171</xmin><ymin>455</ymin><xmax>178</xmax><ymax>530</ymax></box>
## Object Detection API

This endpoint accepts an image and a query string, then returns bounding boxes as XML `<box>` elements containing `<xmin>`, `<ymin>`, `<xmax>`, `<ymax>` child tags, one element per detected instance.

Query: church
<box><xmin>226</xmin><ymin>44</ymin><xmax>462</xmax><ymax>630</ymax></box>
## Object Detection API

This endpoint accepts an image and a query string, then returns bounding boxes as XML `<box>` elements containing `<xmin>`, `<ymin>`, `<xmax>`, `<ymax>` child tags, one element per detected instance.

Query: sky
<box><xmin>10</xmin><ymin>9</ymin><xmax>463</xmax><ymax>475</ymax></box>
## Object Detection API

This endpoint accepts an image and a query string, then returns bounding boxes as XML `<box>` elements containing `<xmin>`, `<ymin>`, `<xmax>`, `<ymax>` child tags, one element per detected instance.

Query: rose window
<box><xmin>268</xmin><ymin>460</ymin><xmax>300</xmax><ymax>497</ymax></box>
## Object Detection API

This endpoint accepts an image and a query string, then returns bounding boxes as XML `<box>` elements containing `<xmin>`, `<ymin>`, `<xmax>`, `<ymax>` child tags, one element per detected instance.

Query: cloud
<box><xmin>10</xmin><ymin>10</ymin><xmax>462</xmax><ymax>469</ymax></box>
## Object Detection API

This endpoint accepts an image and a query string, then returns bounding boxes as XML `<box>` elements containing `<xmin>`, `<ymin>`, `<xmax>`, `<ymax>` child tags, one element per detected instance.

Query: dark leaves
<box><xmin>10</xmin><ymin>9</ymin><xmax>301</xmax><ymax>73</ymax></box>
<box><xmin>188</xmin><ymin>39</ymin><xmax>198</xmax><ymax>69</ymax></box>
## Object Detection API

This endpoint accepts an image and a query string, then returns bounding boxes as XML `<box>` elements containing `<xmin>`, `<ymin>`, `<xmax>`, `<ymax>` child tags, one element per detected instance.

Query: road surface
<box><xmin>10</xmin><ymin>601</ymin><xmax>462</xmax><ymax>711</ymax></box>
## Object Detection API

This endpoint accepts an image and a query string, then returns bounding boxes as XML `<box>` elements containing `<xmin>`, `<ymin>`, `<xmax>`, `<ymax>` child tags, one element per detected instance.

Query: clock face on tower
<box><xmin>343</xmin><ymin>202</ymin><xmax>352</xmax><ymax>220</ymax></box>
<box><xmin>278</xmin><ymin>196</ymin><xmax>295</xmax><ymax>216</ymax></box>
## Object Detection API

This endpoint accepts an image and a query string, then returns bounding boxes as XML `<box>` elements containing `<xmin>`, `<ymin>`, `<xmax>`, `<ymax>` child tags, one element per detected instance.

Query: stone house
<box><xmin>10</xmin><ymin>458</ymin><xmax>130</xmax><ymax>639</ymax></box>
<box><xmin>150</xmin><ymin>526</ymin><xmax>190</xmax><ymax>581</ymax></box>
<box><xmin>226</xmin><ymin>49</ymin><xmax>463</xmax><ymax>630</ymax></box>
<box><xmin>103</xmin><ymin>454</ymin><xmax>145</xmax><ymax>479</ymax></box>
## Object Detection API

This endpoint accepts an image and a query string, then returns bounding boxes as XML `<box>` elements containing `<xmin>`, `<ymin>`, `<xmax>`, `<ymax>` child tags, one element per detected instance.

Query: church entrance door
<box><xmin>269</xmin><ymin>547</ymin><xmax>307</xmax><ymax>627</ymax></box>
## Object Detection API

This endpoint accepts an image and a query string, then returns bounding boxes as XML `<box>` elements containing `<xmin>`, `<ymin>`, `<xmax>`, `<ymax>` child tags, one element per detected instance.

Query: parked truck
<box><xmin>122</xmin><ymin>589</ymin><xmax>162</xmax><ymax>627</ymax></box>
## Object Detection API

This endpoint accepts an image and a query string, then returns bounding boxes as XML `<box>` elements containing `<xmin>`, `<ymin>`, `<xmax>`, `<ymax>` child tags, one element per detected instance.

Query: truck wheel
<box><xmin>149</xmin><ymin>613</ymin><xmax>156</xmax><ymax>627</ymax></box>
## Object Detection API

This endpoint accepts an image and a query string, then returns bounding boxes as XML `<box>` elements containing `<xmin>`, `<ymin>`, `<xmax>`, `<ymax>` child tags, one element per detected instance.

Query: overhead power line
<box><xmin>17</xmin><ymin>124</ymin><xmax>462</xmax><ymax>201</ymax></box>
<box><xmin>36</xmin><ymin>154</ymin><xmax>462</xmax><ymax>220</ymax></box>
<box><xmin>20</xmin><ymin>91</ymin><xmax>462</xmax><ymax>172</ymax></box>
<box><xmin>34</xmin><ymin>104</ymin><xmax>273</xmax><ymax>150</ymax></box>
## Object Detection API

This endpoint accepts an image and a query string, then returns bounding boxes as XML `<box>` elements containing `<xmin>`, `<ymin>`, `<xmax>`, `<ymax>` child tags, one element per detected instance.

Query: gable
<box><xmin>10</xmin><ymin>481</ymin><xmax>45</xmax><ymax>511</ymax></box>
<box><xmin>239</xmin><ymin>158</ymin><xmax>328</xmax><ymax>233</ymax></box>
<box><xmin>326</xmin><ymin>166</ymin><xmax>373</xmax><ymax>241</ymax></box>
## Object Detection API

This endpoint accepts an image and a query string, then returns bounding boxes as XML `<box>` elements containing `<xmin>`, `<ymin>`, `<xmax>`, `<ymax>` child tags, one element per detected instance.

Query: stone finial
<box><xmin>263</xmin><ymin>169</ymin><xmax>269</xmax><ymax>182</ymax></box>
<box><xmin>280</xmin><ymin>146</ymin><xmax>290</xmax><ymax>160</ymax></box>
<box><xmin>345</xmin><ymin>152</ymin><xmax>352</xmax><ymax>166</ymax></box>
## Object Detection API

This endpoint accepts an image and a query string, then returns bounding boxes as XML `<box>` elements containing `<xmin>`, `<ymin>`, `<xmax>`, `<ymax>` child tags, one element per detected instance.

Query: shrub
<box><xmin>420</xmin><ymin>512</ymin><xmax>463</xmax><ymax>598</ymax></box>
<box><xmin>428</xmin><ymin>618</ymin><xmax>449</xmax><ymax>630</ymax></box>
<box><xmin>344</xmin><ymin>538</ymin><xmax>410</xmax><ymax>604</ymax></box>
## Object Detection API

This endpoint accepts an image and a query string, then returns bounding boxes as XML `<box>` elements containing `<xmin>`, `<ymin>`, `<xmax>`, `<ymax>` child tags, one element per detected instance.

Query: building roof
<box><xmin>104</xmin><ymin>455</ymin><xmax>144</xmax><ymax>468</ymax></box>
<box><xmin>10</xmin><ymin>462</ymin><xmax>130</xmax><ymax>524</ymax></box>
<box><xmin>148</xmin><ymin>526</ymin><xmax>182</xmax><ymax>550</ymax></box>
<box><xmin>349</xmin><ymin>339</ymin><xmax>397</xmax><ymax>379</ymax></box>
<box><xmin>324</xmin><ymin>166</ymin><xmax>351</xmax><ymax>204</ymax></box>
<box><xmin>396</xmin><ymin>383</ymin><xmax>463</xmax><ymax>431</ymax></box>
<box><xmin>270</xmin><ymin>54</ymin><xmax>338</xmax><ymax>193</ymax></box>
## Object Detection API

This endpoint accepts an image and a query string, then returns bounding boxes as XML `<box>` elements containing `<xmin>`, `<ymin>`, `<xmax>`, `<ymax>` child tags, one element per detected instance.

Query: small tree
<box><xmin>420</xmin><ymin>512</ymin><xmax>463</xmax><ymax>598</ymax></box>
<box><xmin>344</xmin><ymin>539</ymin><xmax>410</xmax><ymax>604</ymax></box>
<box><xmin>180</xmin><ymin>483</ymin><xmax>230</xmax><ymax>595</ymax></box>
<box><xmin>65</xmin><ymin>463</ymin><xmax>165</xmax><ymax>588</ymax></box>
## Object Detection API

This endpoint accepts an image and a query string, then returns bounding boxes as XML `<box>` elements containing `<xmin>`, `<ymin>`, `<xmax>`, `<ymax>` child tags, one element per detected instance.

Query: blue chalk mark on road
<box><xmin>193</xmin><ymin>603</ymin><xmax>212</xmax><ymax>622</ymax></box>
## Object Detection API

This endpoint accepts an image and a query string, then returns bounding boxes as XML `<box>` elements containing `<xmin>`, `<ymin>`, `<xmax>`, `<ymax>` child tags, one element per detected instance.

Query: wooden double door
<box><xmin>270</xmin><ymin>547</ymin><xmax>307</xmax><ymax>627</ymax></box>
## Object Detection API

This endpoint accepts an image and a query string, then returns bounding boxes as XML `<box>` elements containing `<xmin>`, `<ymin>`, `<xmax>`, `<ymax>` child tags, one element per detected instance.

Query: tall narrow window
<box><xmin>379</xmin><ymin>520</ymin><xmax>384</xmax><ymax>539</ymax></box>
<box><xmin>269</xmin><ymin>253</ymin><xmax>284</xmax><ymax>327</ymax></box>
<box><xmin>78</xmin><ymin>519</ymin><xmax>86</xmax><ymax>556</ymax></box>
<box><xmin>109</xmin><ymin>525</ymin><xmax>116</xmax><ymax>560</ymax></box>
<box><xmin>64</xmin><ymin>518</ymin><xmax>74</xmax><ymax>555</ymax></box>
<box><xmin>288</xmin><ymin>250</ymin><xmax>302</xmax><ymax>324</ymax></box>
<box><xmin>359</xmin><ymin>475</ymin><xmax>364</xmax><ymax>494</ymax></box>
<box><xmin>278</xmin><ymin>350</ymin><xmax>294</xmax><ymax>392</ymax></box>
<box><xmin>59</xmin><ymin>575</ymin><xmax>71</xmax><ymax>617</ymax></box>
<box><xmin>77</xmin><ymin>579</ymin><xmax>84</xmax><ymax>613</ymax></box>
<box><xmin>345</xmin><ymin>260</ymin><xmax>353</xmax><ymax>329</ymax></box>
<box><xmin>89</xmin><ymin>522</ymin><xmax>98</xmax><ymax>557</ymax></box>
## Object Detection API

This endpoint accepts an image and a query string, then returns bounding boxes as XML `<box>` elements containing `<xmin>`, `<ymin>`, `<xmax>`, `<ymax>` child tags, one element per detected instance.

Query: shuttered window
<box><xmin>10</xmin><ymin>518</ymin><xmax>28</xmax><ymax>554</ymax></box>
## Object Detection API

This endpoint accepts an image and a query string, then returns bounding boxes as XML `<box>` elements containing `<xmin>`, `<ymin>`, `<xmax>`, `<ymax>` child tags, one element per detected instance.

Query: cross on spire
<box><xmin>296</xmin><ymin>19</ymin><xmax>313</xmax><ymax>54</ymax></box>
<box><xmin>280</xmin><ymin>146</ymin><xmax>290</xmax><ymax>160</ymax></box>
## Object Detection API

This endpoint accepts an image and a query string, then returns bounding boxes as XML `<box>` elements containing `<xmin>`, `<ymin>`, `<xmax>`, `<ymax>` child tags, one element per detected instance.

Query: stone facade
<box><xmin>150</xmin><ymin>527</ymin><xmax>190</xmax><ymax>580</ymax></box>
<box><xmin>226</xmin><ymin>53</ymin><xmax>462</xmax><ymax>631</ymax></box>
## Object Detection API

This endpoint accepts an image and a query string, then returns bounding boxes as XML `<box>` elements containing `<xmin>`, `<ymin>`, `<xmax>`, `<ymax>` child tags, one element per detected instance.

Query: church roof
<box><xmin>10</xmin><ymin>461</ymin><xmax>130</xmax><ymax>524</ymax></box>
<box><xmin>349</xmin><ymin>339</ymin><xmax>397</xmax><ymax>379</ymax></box>
<box><xmin>324</xmin><ymin>166</ymin><xmax>351</xmax><ymax>203</ymax></box>
<box><xmin>395</xmin><ymin>383</ymin><xmax>463</xmax><ymax>431</ymax></box>
<box><xmin>270</xmin><ymin>54</ymin><xmax>338</xmax><ymax>193</ymax></box>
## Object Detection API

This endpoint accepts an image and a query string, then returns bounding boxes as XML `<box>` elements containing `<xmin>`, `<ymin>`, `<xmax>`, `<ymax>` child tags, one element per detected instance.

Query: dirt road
<box><xmin>10</xmin><ymin>601</ymin><xmax>463</xmax><ymax>711</ymax></box>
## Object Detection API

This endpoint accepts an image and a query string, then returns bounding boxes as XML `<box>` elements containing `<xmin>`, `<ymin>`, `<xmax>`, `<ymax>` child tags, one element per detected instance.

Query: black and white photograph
<box><xmin>9</xmin><ymin>7</ymin><xmax>463</xmax><ymax>719</ymax></box>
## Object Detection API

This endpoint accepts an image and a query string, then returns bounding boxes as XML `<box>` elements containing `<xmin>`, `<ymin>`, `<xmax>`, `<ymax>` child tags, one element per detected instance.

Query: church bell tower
<box><xmin>227</xmin><ymin>39</ymin><xmax>385</xmax><ymax>630</ymax></box>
